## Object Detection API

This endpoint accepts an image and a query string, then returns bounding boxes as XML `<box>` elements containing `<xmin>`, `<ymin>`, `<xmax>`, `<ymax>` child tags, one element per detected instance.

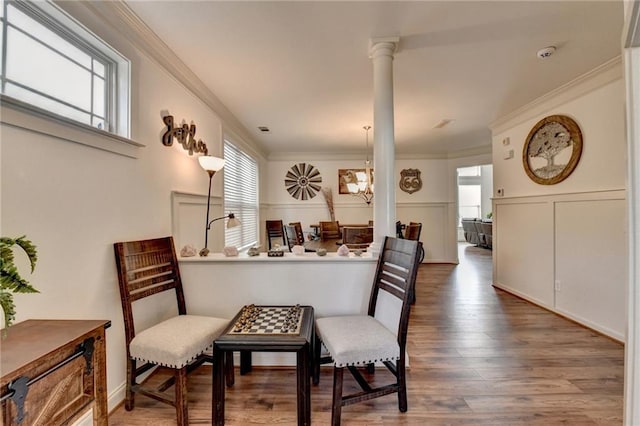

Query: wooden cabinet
<box><xmin>1</xmin><ymin>320</ymin><xmax>110</xmax><ymax>426</ymax></box>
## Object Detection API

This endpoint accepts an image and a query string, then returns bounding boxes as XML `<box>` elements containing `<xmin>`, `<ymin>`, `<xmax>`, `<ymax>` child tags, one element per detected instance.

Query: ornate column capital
<box><xmin>369</xmin><ymin>37</ymin><xmax>400</xmax><ymax>59</ymax></box>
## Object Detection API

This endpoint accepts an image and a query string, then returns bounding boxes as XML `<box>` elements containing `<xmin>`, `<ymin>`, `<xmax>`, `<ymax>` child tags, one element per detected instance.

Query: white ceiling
<box><xmin>125</xmin><ymin>1</ymin><xmax>624</xmax><ymax>157</ymax></box>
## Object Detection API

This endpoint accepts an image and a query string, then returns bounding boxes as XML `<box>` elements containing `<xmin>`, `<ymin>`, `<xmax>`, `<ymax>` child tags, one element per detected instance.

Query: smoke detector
<box><xmin>536</xmin><ymin>46</ymin><xmax>556</xmax><ymax>59</ymax></box>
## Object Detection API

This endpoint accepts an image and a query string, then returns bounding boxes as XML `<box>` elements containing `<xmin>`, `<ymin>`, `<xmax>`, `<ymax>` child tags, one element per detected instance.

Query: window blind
<box><xmin>224</xmin><ymin>140</ymin><xmax>258</xmax><ymax>250</ymax></box>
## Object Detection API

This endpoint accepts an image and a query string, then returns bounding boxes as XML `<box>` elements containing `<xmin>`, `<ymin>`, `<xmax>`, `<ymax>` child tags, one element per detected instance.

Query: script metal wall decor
<box><xmin>399</xmin><ymin>168</ymin><xmax>422</xmax><ymax>194</ymax></box>
<box><xmin>523</xmin><ymin>115</ymin><xmax>583</xmax><ymax>185</ymax></box>
<box><xmin>285</xmin><ymin>163</ymin><xmax>322</xmax><ymax>200</ymax></box>
<box><xmin>161</xmin><ymin>114</ymin><xmax>208</xmax><ymax>155</ymax></box>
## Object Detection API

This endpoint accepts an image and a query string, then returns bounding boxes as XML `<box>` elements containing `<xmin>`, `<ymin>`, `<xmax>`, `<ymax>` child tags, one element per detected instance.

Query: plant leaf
<box><xmin>13</xmin><ymin>236</ymin><xmax>37</xmax><ymax>273</ymax></box>
<box><xmin>0</xmin><ymin>290</ymin><xmax>16</xmax><ymax>328</ymax></box>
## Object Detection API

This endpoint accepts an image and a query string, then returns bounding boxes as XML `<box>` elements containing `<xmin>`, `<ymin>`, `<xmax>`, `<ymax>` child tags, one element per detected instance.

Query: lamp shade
<box><xmin>226</xmin><ymin>213</ymin><xmax>241</xmax><ymax>229</ymax></box>
<box><xmin>198</xmin><ymin>155</ymin><xmax>226</xmax><ymax>172</ymax></box>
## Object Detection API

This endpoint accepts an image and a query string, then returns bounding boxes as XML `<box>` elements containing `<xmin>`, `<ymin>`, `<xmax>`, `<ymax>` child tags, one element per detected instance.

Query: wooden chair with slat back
<box><xmin>287</xmin><ymin>222</ymin><xmax>314</xmax><ymax>252</ymax></box>
<box><xmin>289</xmin><ymin>222</ymin><xmax>306</xmax><ymax>243</ymax></box>
<box><xmin>266</xmin><ymin>220</ymin><xmax>286</xmax><ymax>250</ymax></box>
<box><xmin>319</xmin><ymin>221</ymin><xmax>341</xmax><ymax>241</ymax></box>
<box><xmin>283</xmin><ymin>224</ymin><xmax>298</xmax><ymax>251</ymax></box>
<box><xmin>114</xmin><ymin>236</ymin><xmax>234</xmax><ymax>426</ymax></box>
<box><xmin>405</xmin><ymin>222</ymin><xmax>422</xmax><ymax>241</ymax></box>
<box><xmin>314</xmin><ymin>237</ymin><xmax>422</xmax><ymax>425</ymax></box>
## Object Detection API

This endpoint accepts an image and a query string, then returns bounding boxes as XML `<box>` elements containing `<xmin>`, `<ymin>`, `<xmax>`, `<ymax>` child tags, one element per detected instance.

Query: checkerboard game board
<box><xmin>231</xmin><ymin>305</ymin><xmax>303</xmax><ymax>334</ymax></box>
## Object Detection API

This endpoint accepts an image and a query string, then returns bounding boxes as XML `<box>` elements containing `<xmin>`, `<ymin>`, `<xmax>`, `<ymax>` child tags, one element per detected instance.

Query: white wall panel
<box><xmin>494</xmin><ymin>201</ymin><xmax>554</xmax><ymax>307</ymax></box>
<box><xmin>555</xmin><ymin>198</ymin><xmax>627</xmax><ymax>339</ymax></box>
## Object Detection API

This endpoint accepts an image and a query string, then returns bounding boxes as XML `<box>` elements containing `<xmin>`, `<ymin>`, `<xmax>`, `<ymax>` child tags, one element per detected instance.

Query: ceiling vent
<box><xmin>258</xmin><ymin>126</ymin><xmax>270</xmax><ymax>133</ymax></box>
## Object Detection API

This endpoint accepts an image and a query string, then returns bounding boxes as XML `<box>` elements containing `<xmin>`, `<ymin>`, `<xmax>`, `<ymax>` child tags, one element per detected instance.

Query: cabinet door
<box><xmin>2</xmin><ymin>353</ymin><xmax>93</xmax><ymax>426</ymax></box>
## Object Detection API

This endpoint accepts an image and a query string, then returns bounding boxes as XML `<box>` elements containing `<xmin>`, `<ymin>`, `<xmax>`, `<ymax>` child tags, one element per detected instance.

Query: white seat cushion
<box><xmin>315</xmin><ymin>315</ymin><xmax>399</xmax><ymax>367</ymax></box>
<box><xmin>130</xmin><ymin>315</ymin><xmax>229</xmax><ymax>368</ymax></box>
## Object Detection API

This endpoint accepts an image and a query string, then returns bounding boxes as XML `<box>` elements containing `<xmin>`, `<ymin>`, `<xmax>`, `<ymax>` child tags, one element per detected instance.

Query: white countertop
<box><xmin>179</xmin><ymin>252</ymin><xmax>376</xmax><ymax>263</ymax></box>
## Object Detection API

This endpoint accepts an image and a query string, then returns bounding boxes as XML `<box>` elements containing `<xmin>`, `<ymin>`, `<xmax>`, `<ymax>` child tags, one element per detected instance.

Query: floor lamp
<box><xmin>199</xmin><ymin>155</ymin><xmax>228</xmax><ymax>256</ymax></box>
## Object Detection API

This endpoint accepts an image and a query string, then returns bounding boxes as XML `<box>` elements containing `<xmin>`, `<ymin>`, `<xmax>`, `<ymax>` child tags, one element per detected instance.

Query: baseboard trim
<box><xmin>493</xmin><ymin>282</ymin><xmax>625</xmax><ymax>344</ymax></box>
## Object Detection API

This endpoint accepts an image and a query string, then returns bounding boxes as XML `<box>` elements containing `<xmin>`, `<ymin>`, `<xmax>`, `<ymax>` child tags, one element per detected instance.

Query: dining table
<box><xmin>303</xmin><ymin>238</ymin><xmax>342</xmax><ymax>252</ymax></box>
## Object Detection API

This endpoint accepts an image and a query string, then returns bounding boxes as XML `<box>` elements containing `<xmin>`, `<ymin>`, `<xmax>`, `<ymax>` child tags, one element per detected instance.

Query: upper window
<box><xmin>223</xmin><ymin>140</ymin><xmax>259</xmax><ymax>250</ymax></box>
<box><xmin>0</xmin><ymin>0</ymin><xmax>129</xmax><ymax>136</ymax></box>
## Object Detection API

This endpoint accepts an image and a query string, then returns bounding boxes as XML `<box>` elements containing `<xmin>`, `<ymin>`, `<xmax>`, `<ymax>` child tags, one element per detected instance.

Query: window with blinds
<box><xmin>224</xmin><ymin>140</ymin><xmax>258</xmax><ymax>250</ymax></box>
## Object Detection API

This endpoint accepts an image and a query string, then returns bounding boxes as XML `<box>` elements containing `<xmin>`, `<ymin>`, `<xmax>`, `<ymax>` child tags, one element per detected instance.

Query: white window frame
<box><xmin>223</xmin><ymin>139</ymin><xmax>259</xmax><ymax>251</ymax></box>
<box><xmin>0</xmin><ymin>0</ymin><xmax>139</xmax><ymax>157</ymax></box>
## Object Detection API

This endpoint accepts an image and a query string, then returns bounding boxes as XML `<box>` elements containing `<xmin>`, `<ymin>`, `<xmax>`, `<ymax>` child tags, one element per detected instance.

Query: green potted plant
<box><xmin>0</xmin><ymin>236</ymin><xmax>38</xmax><ymax>328</ymax></box>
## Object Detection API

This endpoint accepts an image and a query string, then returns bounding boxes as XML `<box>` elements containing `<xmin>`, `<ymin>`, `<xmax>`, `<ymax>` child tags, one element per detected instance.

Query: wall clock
<box><xmin>523</xmin><ymin>114</ymin><xmax>583</xmax><ymax>185</ymax></box>
<box><xmin>284</xmin><ymin>163</ymin><xmax>322</xmax><ymax>200</ymax></box>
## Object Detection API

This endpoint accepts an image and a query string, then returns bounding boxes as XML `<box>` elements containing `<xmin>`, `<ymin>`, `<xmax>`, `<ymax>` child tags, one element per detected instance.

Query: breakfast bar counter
<box><xmin>179</xmin><ymin>252</ymin><xmax>377</xmax><ymax>366</ymax></box>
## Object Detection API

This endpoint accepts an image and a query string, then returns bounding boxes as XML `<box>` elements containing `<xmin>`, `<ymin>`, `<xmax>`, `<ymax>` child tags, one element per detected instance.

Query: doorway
<box><xmin>456</xmin><ymin>164</ymin><xmax>493</xmax><ymax>244</ymax></box>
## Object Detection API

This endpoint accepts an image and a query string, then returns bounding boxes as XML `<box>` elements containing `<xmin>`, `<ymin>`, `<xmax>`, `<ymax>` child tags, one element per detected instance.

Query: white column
<box><xmin>624</xmin><ymin>44</ymin><xmax>640</xmax><ymax>426</ymax></box>
<box><xmin>369</xmin><ymin>37</ymin><xmax>399</xmax><ymax>256</ymax></box>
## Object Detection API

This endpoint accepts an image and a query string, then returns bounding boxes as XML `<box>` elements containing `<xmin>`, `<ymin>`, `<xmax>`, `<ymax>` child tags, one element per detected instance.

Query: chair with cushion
<box><xmin>473</xmin><ymin>220</ymin><xmax>486</xmax><ymax>247</ymax></box>
<box><xmin>266</xmin><ymin>219</ymin><xmax>286</xmax><ymax>250</ymax></box>
<box><xmin>314</xmin><ymin>236</ymin><xmax>422</xmax><ymax>425</ymax></box>
<box><xmin>461</xmin><ymin>218</ymin><xmax>479</xmax><ymax>245</ymax></box>
<box><xmin>114</xmin><ymin>236</ymin><xmax>233</xmax><ymax>426</ymax></box>
<box><xmin>319</xmin><ymin>221</ymin><xmax>341</xmax><ymax>241</ymax></box>
<box><xmin>480</xmin><ymin>220</ymin><xmax>493</xmax><ymax>249</ymax></box>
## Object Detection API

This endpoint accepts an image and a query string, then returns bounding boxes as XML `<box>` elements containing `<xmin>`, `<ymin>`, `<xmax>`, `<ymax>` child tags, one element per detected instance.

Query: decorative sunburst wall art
<box><xmin>285</xmin><ymin>163</ymin><xmax>322</xmax><ymax>200</ymax></box>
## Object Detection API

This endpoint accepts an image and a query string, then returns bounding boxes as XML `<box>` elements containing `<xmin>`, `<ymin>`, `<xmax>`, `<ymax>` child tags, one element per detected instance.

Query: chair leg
<box><xmin>397</xmin><ymin>359</ymin><xmax>408</xmax><ymax>413</ymax></box>
<box><xmin>331</xmin><ymin>367</ymin><xmax>344</xmax><ymax>426</ymax></box>
<box><xmin>175</xmin><ymin>367</ymin><xmax>189</xmax><ymax>426</ymax></box>
<box><xmin>125</xmin><ymin>358</ymin><xmax>135</xmax><ymax>410</ymax></box>
<box><xmin>313</xmin><ymin>333</ymin><xmax>321</xmax><ymax>385</ymax></box>
<box><xmin>225</xmin><ymin>351</ymin><xmax>235</xmax><ymax>387</ymax></box>
<box><xmin>366</xmin><ymin>363</ymin><xmax>375</xmax><ymax>374</ymax></box>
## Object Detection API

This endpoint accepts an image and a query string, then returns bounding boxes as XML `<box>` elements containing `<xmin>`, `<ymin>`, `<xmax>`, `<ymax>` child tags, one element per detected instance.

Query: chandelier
<box><xmin>347</xmin><ymin>125</ymin><xmax>374</xmax><ymax>204</ymax></box>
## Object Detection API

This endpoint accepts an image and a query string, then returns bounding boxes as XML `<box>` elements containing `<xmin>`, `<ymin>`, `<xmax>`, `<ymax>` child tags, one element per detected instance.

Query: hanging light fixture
<box><xmin>347</xmin><ymin>125</ymin><xmax>374</xmax><ymax>204</ymax></box>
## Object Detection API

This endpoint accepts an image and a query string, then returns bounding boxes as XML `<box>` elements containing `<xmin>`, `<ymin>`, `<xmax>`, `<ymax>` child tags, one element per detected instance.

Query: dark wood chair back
<box><xmin>114</xmin><ymin>236</ymin><xmax>185</xmax><ymax>346</ymax></box>
<box><xmin>368</xmin><ymin>237</ymin><xmax>421</xmax><ymax>341</ymax></box>
<box><xmin>289</xmin><ymin>222</ymin><xmax>306</xmax><ymax>244</ymax></box>
<box><xmin>342</xmin><ymin>226</ymin><xmax>373</xmax><ymax>249</ymax></box>
<box><xmin>283</xmin><ymin>224</ymin><xmax>298</xmax><ymax>250</ymax></box>
<box><xmin>319</xmin><ymin>221</ymin><xmax>341</xmax><ymax>240</ymax></box>
<box><xmin>405</xmin><ymin>222</ymin><xmax>422</xmax><ymax>241</ymax></box>
<box><xmin>266</xmin><ymin>220</ymin><xmax>285</xmax><ymax>249</ymax></box>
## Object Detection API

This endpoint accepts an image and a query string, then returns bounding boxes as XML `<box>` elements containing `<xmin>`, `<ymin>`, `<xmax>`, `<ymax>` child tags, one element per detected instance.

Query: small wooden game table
<box><xmin>212</xmin><ymin>305</ymin><xmax>314</xmax><ymax>426</ymax></box>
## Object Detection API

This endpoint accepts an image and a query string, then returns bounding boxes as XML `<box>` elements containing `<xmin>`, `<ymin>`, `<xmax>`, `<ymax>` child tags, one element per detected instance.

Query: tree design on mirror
<box><xmin>284</xmin><ymin>163</ymin><xmax>322</xmax><ymax>200</ymax></box>
<box><xmin>523</xmin><ymin>114</ymin><xmax>583</xmax><ymax>185</ymax></box>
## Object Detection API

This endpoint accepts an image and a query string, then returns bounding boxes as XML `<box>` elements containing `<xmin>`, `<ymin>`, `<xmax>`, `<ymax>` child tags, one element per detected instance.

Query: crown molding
<box><xmin>78</xmin><ymin>1</ymin><xmax>267</xmax><ymax>159</ymax></box>
<box><xmin>268</xmin><ymin>144</ymin><xmax>491</xmax><ymax>162</ymax></box>
<box><xmin>490</xmin><ymin>56</ymin><xmax>623</xmax><ymax>135</ymax></box>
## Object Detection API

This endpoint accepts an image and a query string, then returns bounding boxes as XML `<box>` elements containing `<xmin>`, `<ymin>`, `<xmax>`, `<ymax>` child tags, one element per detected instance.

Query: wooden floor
<box><xmin>109</xmin><ymin>244</ymin><xmax>624</xmax><ymax>425</ymax></box>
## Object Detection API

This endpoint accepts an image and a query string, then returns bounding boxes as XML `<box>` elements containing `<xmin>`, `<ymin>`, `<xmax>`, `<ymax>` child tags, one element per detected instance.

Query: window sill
<box><xmin>0</xmin><ymin>95</ymin><xmax>144</xmax><ymax>158</ymax></box>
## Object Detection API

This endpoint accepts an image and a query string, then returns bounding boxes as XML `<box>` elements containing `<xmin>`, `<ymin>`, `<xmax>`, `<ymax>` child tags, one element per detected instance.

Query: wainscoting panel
<box><xmin>555</xmin><ymin>198</ymin><xmax>626</xmax><ymax>339</ymax></box>
<box><xmin>494</xmin><ymin>201</ymin><xmax>555</xmax><ymax>308</ymax></box>
<box><xmin>171</xmin><ymin>191</ymin><xmax>223</xmax><ymax>253</ymax></box>
<box><xmin>494</xmin><ymin>189</ymin><xmax>627</xmax><ymax>340</ymax></box>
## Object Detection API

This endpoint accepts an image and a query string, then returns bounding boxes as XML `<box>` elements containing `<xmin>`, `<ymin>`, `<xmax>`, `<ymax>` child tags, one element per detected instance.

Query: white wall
<box><xmin>0</xmin><ymin>2</ymin><xmax>259</xmax><ymax>413</ymax></box>
<box><xmin>491</xmin><ymin>60</ymin><xmax>627</xmax><ymax>340</ymax></box>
